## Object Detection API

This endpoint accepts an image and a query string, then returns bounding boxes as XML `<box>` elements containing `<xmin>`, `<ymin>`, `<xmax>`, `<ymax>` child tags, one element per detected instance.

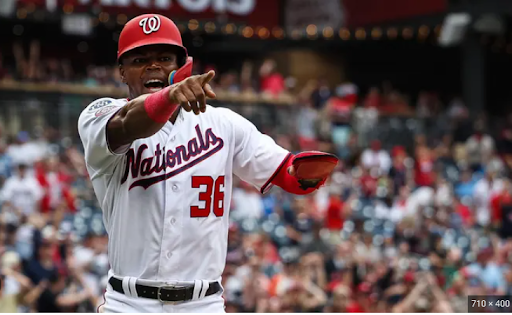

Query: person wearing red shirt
<box><xmin>452</xmin><ymin>197</ymin><xmax>474</xmax><ymax>227</ymax></box>
<box><xmin>34</xmin><ymin>158</ymin><xmax>76</xmax><ymax>214</ymax></box>
<box><xmin>324</xmin><ymin>194</ymin><xmax>348</xmax><ymax>231</ymax></box>
<box><xmin>259</xmin><ymin>59</ymin><xmax>284</xmax><ymax>96</ymax></box>
<box><xmin>414</xmin><ymin>146</ymin><xmax>436</xmax><ymax>187</ymax></box>
<box><xmin>490</xmin><ymin>178</ymin><xmax>512</xmax><ymax>239</ymax></box>
<box><xmin>363</xmin><ymin>87</ymin><xmax>381</xmax><ymax>109</ymax></box>
<box><xmin>388</xmin><ymin>146</ymin><xmax>408</xmax><ymax>194</ymax></box>
<box><xmin>360</xmin><ymin>168</ymin><xmax>378</xmax><ymax>198</ymax></box>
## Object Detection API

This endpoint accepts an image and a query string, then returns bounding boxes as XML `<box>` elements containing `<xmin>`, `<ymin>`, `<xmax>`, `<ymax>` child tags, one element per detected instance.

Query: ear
<box><xmin>119</xmin><ymin>64</ymin><xmax>127</xmax><ymax>84</ymax></box>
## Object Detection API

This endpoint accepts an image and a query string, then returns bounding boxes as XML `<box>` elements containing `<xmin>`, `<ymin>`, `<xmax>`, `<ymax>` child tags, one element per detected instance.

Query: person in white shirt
<box><xmin>473</xmin><ymin>170</ymin><xmax>504</xmax><ymax>227</ymax></box>
<box><xmin>1</xmin><ymin>164</ymin><xmax>43</xmax><ymax>217</ymax></box>
<box><xmin>231</xmin><ymin>181</ymin><xmax>264</xmax><ymax>220</ymax></box>
<box><xmin>6</xmin><ymin>132</ymin><xmax>48</xmax><ymax>169</ymax></box>
<box><xmin>361</xmin><ymin>140</ymin><xmax>391</xmax><ymax>174</ymax></box>
<box><xmin>465</xmin><ymin>121</ymin><xmax>495</xmax><ymax>169</ymax></box>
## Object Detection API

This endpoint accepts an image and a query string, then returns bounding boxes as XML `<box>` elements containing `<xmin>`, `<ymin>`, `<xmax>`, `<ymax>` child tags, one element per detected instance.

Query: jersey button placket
<box><xmin>160</xmin><ymin>181</ymin><xmax>183</xmax><ymax>276</ymax></box>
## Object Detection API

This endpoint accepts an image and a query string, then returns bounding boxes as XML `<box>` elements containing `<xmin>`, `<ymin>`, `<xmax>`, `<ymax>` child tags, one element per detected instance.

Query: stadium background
<box><xmin>1</xmin><ymin>0</ymin><xmax>512</xmax><ymax>312</ymax></box>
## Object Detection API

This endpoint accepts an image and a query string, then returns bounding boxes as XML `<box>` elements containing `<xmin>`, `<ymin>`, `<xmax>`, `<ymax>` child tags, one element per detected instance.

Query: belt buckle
<box><xmin>157</xmin><ymin>285</ymin><xmax>182</xmax><ymax>304</ymax></box>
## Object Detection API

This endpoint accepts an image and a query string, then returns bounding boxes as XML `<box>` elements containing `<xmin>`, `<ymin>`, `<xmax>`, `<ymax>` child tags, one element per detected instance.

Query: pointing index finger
<box><xmin>200</xmin><ymin>70</ymin><xmax>215</xmax><ymax>87</ymax></box>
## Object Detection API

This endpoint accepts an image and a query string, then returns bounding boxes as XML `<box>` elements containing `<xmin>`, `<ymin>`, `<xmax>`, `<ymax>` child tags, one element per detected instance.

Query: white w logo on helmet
<box><xmin>139</xmin><ymin>15</ymin><xmax>161</xmax><ymax>35</ymax></box>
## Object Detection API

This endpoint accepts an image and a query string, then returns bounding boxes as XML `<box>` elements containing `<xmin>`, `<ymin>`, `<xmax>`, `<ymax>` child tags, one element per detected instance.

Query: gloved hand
<box><xmin>290</xmin><ymin>151</ymin><xmax>339</xmax><ymax>190</ymax></box>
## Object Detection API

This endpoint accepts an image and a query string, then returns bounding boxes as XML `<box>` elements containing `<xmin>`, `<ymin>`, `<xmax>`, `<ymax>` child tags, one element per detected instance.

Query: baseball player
<box><xmin>78</xmin><ymin>14</ymin><xmax>338</xmax><ymax>313</ymax></box>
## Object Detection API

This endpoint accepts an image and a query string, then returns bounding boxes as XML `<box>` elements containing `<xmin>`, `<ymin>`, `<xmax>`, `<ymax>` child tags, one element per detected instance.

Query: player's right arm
<box><xmin>106</xmin><ymin>94</ymin><xmax>164</xmax><ymax>152</ymax></box>
<box><xmin>107</xmin><ymin>70</ymin><xmax>216</xmax><ymax>152</ymax></box>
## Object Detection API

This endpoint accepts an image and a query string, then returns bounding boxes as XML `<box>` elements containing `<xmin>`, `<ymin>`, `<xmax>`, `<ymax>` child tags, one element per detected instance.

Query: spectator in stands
<box><xmin>0</xmin><ymin>272</ymin><xmax>16</xmax><ymax>313</ymax></box>
<box><xmin>388</xmin><ymin>145</ymin><xmax>410</xmax><ymax>194</ymax></box>
<box><xmin>455</xmin><ymin>167</ymin><xmax>477</xmax><ymax>198</ymax></box>
<box><xmin>44</xmin><ymin>58</ymin><xmax>65</xmax><ymax>84</ymax></box>
<box><xmin>363</xmin><ymin>87</ymin><xmax>381</xmax><ymax>109</ymax></box>
<box><xmin>435</xmin><ymin>135</ymin><xmax>459</xmax><ymax>182</ymax></box>
<box><xmin>84</xmin><ymin>66</ymin><xmax>99</xmax><ymax>87</ymax></box>
<box><xmin>240</xmin><ymin>61</ymin><xmax>255</xmax><ymax>93</ymax></box>
<box><xmin>490</xmin><ymin>178</ymin><xmax>512</xmax><ymax>239</ymax></box>
<box><xmin>359</xmin><ymin>167</ymin><xmax>378</xmax><ymax>198</ymax></box>
<box><xmin>414</xmin><ymin>145</ymin><xmax>436</xmax><ymax>187</ymax></box>
<box><xmin>23</xmin><ymin>234</ymin><xmax>58</xmax><ymax>286</ymax></box>
<box><xmin>295</xmin><ymin>97</ymin><xmax>318</xmax><ymax>151</ymax></box>
<box><xmin>301</xmin><ymin>223</ymin><xmax>331</xmax><ymax>256</ymax></box>
<box><xmin>311</xmin><ymin>78</ymin><xmax>332</xmax><ymax>110</ymax></box>
<box><xmin>379</xmin><ymin>83</ymin><xmax>411</xmax><ymax>115</ymax></box>
<box><xmin>416</xmin><ymin>91</ymin><xmax>441</xmax><ymax>120</ymax></box>
<box><xmin>0</xmin><ymin>143</ymin><xmax>13</xmax><ymax>183</ymax></box>
<box><xmin>325</xmin><ymin>283</ymin><xmax>350</xmax><ymax>312</ymax></box>
<box><xmin>452</xmin><ymin>196</ymin><xmax>474</xmax><ymax>227</ymax></box>
<box><xmin>240</xmin><ymin>256</ymin><xmax>269</xmax><ymax>312</ymax></box>
<box><xmin>502</xmin><ymin>267</ymin><xmax>512</xmax><ymax>296</ymax></box>
<box><xmin>354</xmin><ymin>233</ymin><xmax>381</xmax><ymax>264</ymax></box>
<box><xmin>473</xmin><ymin>167</ymin><xmax>504</xmax><ymax>227</ymax></box>
<box><xmin>286</xmin><ymin>270</ymin><xmax>327</xmax><ymax>312</ymax></box>
<box><xmin>465</xmin><ymin>119</ymin><xmax>495</xmax><ymax>171</ymax></box>
<box><xmin>447</xmin><ymin>97</ymin><xmax>467</xmax><ymax>121</ymax></box>
<box><xmin>6</xmin><ymin>131</ymin><xmax>48</xmax><ymax>167</ymax></box>
<box><xmin>35</xmin><ymin>157</ymin><xmax>76</xmax><ymax>215</ymax></box>
<box><xmin>0</xmin><ymin>251</ymin><xmax>32</xmax><ymax>312</ymax></box>
<box><xmin>219</xmin><ymin>71</ymin><xmax>241</xmax><ymax>93</ymax></box>
<box><xmin>323</xmin><ymin>192</ymin><xmax>348</xmax><ymax>234</ymax></box>
<box><xmin>1</xmin><ymin>163</ymin><xmax>43</xmax><ymax>218</ymax></box>
<box><xmin>109</xmin><ymin>66</ymin><xmax>125</xmax><ymax>89</ymax></box>
<box><xmin>361</xmin><ymin>140</ymin><xmax>392</xmax><ymax>175</ymax></box>
<box><xmin>326</xmin><ymin>84</ymin><xmax>356</xmax><ymax>159</ymax></box>
<box><xmin>259</xmin><ymin>59</ymin><xmax>285</xmax><ymax>96</ymax></box>
<box><xmin>497</xmin><ymin>113</ymin><xmax>512</xmax><ymax>154</ymax></box>
<box><xmin>12</xmin><ymin>40</ymin><xmax>41</xmax><ymax>82</ymax></box>
<box><xmin>231</xmin><ymin>181</ymin><xmax>264</xmax><ymax>220</ymax></box>
<box><xmin>34</xmin><ymin>267</ymin><xmax>96</xmax><ymax>313</ymax></box>
<box><xmin>468</xmin><ymin>248</ymin><xmax>505</xmax><ymax>294</ymax></box>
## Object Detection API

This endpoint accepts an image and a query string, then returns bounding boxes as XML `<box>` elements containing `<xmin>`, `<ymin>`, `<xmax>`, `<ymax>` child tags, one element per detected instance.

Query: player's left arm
<box><xmin>226</xmin><ymin>108</ymin><xmax>338</xmax><ymax>195</ymax></box>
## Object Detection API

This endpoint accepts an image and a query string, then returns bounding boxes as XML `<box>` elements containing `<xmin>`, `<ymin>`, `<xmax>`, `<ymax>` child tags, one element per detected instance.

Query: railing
<box><xmin>0</xmin><ymin>80</ymin><xmax>449</xmax><ymax>152</ymax></box>
<box><xmin>0</xmin><ymin>80</ymin><xmax>298</xmax><ymax>142</ymax></box>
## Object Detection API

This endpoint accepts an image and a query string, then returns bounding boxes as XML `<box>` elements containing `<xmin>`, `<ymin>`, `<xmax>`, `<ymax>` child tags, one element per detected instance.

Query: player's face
<box><xmin>119</xmin><ymin>45</ymin><xmax>180</xmax><ymax>98</ymax></box>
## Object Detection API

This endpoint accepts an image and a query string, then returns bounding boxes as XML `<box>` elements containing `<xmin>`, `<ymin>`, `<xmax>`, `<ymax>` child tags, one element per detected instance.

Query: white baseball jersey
<box><xmin>78</xmin><ymin>98</ymin><xmax>289</xmax><ymax>282</ymax></box>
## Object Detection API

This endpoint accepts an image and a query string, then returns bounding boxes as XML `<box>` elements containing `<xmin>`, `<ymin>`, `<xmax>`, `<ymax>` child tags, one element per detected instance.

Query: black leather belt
<box><xmin>108</xmin><ymin>277</ymin><xmax>221</xmax><ymax>302</ymax></box>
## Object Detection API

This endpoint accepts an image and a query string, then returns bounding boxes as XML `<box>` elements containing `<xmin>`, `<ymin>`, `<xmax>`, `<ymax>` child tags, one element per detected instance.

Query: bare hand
<box><xmin>168</xmin><ymin>70</ymin><xmax>216</xmax><ymax>115</ymax></box>
<box><xmin>38</xmin><ymin>280</ymin><xmax>49</xmax><ymax>290</ymax></box>
<box><xmin>426</xmin><ymin>273</ymin><xmax>438</xmax><ymax>286</ymax></box>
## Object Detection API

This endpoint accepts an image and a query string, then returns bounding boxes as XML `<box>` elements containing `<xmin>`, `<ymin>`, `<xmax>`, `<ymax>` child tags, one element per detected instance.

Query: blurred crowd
<box><xmin>222</xmin><ymin>90</ymin><xmax>512</xmax><ymax>312</ymax></box>
<box><xmin>0</xmin><ymin>126</ymin><xmax>108</xmax><ymax>312</ymax></box>
<box><xmin>1</xmin><ymin>40</ymin><xmax>512</xmax><ymax>313</ymax></box>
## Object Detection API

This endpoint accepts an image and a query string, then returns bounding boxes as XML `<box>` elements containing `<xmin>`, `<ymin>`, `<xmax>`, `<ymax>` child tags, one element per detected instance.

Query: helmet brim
<box><xmin>117</xmin><ymin>39</ymin><xmax>188</xmax><ymax>61</ymax></box>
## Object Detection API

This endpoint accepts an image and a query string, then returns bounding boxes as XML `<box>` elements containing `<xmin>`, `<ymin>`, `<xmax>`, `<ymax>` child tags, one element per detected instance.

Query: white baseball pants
<box><xmin>98</xmin><ymin>277</ymin><xmax>225</xmax><ymax>313</ymax></box>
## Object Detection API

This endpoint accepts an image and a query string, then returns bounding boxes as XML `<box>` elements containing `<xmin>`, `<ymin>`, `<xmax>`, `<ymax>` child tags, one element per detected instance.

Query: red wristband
<box><xmin>144</xmin><ymin>86</ymin><xmax>179</xmax><ymax>123</ymax></box>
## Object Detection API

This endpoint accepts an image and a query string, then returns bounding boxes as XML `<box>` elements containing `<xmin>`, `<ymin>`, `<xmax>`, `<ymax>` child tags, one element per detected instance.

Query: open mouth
<box><xmin>144</xmin><ymin>79</ymin><xmax>166</xmax><ymax>92</ymax></box>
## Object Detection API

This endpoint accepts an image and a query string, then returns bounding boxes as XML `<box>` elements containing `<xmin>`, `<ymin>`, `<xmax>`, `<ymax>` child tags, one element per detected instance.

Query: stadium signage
<box><xmin>20</xmin><ymin>0</ymin><xmax>278</xmax><ymax>28</ymax></box>
<box><xmin>77</xmin><ymin>0</ymin><xmax>255</xmax><ymax>15</ymax></box>
<box><xmin>342</xmin><ymin>0</ymin><xmax>446</xmax><ymax>26</ymax></box>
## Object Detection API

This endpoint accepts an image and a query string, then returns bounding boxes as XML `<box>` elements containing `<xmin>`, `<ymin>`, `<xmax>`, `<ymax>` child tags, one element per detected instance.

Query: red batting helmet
<box><xmin>117</xmin><ymin>14</ymin><xmax>188</xmax><ymax>64</ymax></box>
